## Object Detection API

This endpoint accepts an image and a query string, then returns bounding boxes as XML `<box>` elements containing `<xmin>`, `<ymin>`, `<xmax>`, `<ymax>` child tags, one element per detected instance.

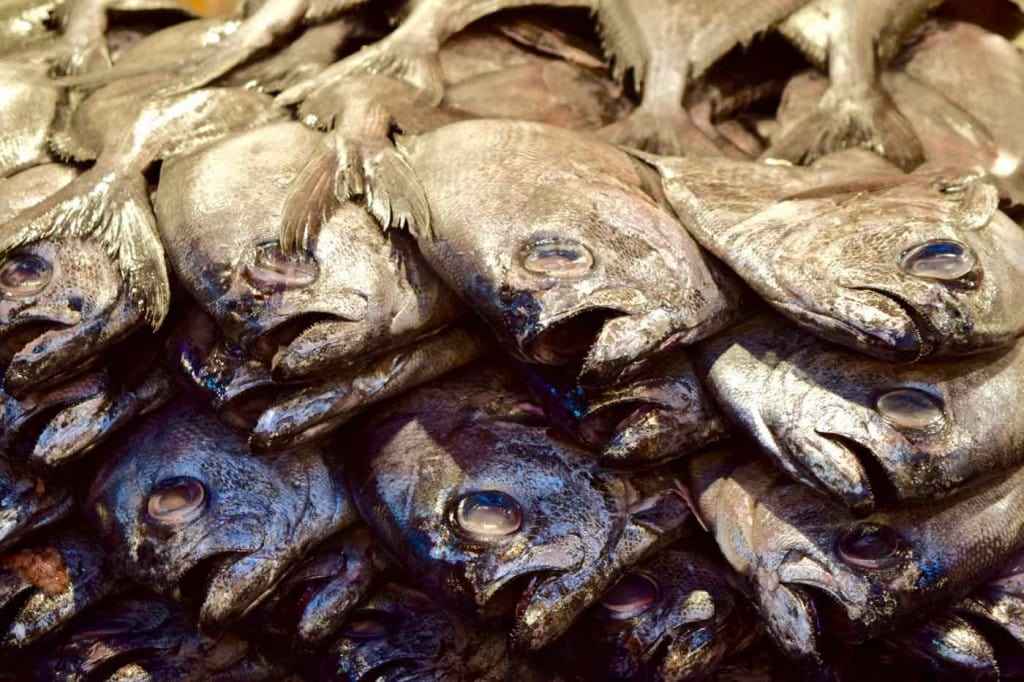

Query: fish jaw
<box><xmin>197</xmin><ymin>550</ymin><xmax>290</xmax><ymax>629</ymax></box>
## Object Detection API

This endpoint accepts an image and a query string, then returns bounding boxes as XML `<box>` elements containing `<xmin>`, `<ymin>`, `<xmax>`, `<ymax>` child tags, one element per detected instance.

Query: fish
<box><xmin>688</xmin><ymin>445</ymin><xmax>1024</xmax><ymax>664</ymax></box>
<box><xmin>768</xmin><ymin>0</ymin><xmax>940</xmax><ymax>170</ymax></box>
<box><xmin>876</xmin><ymin>613</ymin><xmax>1001</xmax><ymax>680</ymax></box>
<box><xmin>84</xmin><ymin>396</ymin><xmax>359</xmax><ymax>629</ymax></box>
<box><xmin>557</xmin><ymin>544</ymin><xmax>759</xmax><ymax>681</ymax></box>
<box><xmin>0</xmin><ymin>459</ymin><xmax>71</xmax><ymax>554</ymax></box>
<box><xmin>322</xmin><ymin>582</ymin><xmax>547</xmax><ymax>681</ymax></box>
<box><xmin>238</xmin><ymin>523</ymin><xmax>391</xmax><ymax>650</ymax></box>
<box><xmin>0</xmin><ymin>81</ymin><xmax>284</xmax><ymax>393</ymax></box>
<box><xmin>697</xmin><ymin>314</ymin><xmax>1024</xmax><ymax>513</ymax></box>
<box><xmin>0</xmin><ymin>61</ymin><xmax>57</xmax><ymax>179</ymax></box>
<box><xmin>520</xmin><ymin>348</ymin><xmax>728</xmax><ymax>466</ymax></box>
<box><xmin>350</xmin><ymin>364</ymin><xmax>693</xmax><ymax>650</ymax></box>
<box><xmin>35</xmin><ymin>595</ymin><xmax>286</xmax><ymax>681</ymax></box>
<box><xmin>156</xmin><ymin>119</ymin><xmax>462</xmax><ymax>383</ymax></box>
<box><xmin>0</xmin><ymin>523</ymin><xmax>114</xmax><ymax>648</ymax></box>
<box><xmin>592</xmin><ymin>0</ymin><xmax>806</xmax><ymax>155</ymax></box>
<box><xmin>638</xmin><ymin>150</ymin><xmax>1024</xmax><ymax>362</ymax></box>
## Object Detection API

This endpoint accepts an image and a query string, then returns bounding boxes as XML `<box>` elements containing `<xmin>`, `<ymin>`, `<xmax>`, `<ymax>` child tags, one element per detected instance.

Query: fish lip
<box><xmin>268</xmin><ymin>317</ymin><xmax>373</xmax><ymax>381</ymax></box>
<box><xmin>0</xmin><ymin>317</ymin><xmax>74</xmax><ymax>371</ymax></box>
<box><xmin>176</xmin><ymin>550</ymin><xmax>261</xmax><ymax>626</ymax></box>
<box><xmin>239</xmin><ymin>311</ymin><xmax>352</xmax><ymax>361</ymax></box>
<box><xmin>2</xmin><ymin>392</ymin><xmax>94</xmax><ymax>461</ymax></box>
<box><xmin>846</xmin><ymin>285</ymin><xmax>932</xmax><ymax>361</ymax></box>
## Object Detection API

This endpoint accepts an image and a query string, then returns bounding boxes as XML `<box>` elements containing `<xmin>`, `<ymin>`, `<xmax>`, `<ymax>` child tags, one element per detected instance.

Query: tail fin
<box><xmin>765</xmin><ymin>88</ymin><xmax>925</xmax><ymax>171</ymax></box>
<box><xmin>0</xmin><ymin>165</ymin><xmax>170</xmax><ymax>328</ymax></box>
<box><xmin>597</xmin><ymin>108</ymin><xmax>723</xmax><ymax>157</ymax></box>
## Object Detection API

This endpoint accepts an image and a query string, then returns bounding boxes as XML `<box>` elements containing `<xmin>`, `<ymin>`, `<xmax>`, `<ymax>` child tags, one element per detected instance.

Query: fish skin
<box><xmin>879</xmin><ymin>613</ymin><xmax>1000</xmax><ymax>680</ymax></box>
<box><xmin>322</xmin><ymin>582</ymin><xmax>545</xmax><ymax>682</ymax></box>
<box><xmin>35</xmin><ymin>595</ymin><xmax>286</xmax><ymax>681</ymax></box>
<box><xmin>688</xmin><ymin>445</ymin><xmax>1024</xmax><ymax>665</ymax></box>
<box><xmin>0</xmin><ymin>523</ymin><xmax>115</xmax><ymax>649</ymax></box>
<box><xmin>641</xmin><ymin>151</ymin><xmax>1024</xmax><ymax>362</ymax></box>
<box><xmin>156</xmin><ymin>120</ymin><xmax>461</xmax><ymax>382</ymax></box>
<box><xmin>521</xmin><ymin>348</ymin><xmax>728</xmax><ymax>466</ymax></box>
<box><xmin>0</xmin><ymin>458</ymin><xmax>71</xmax><ymax>554</ymax></box>
<box><xmin>558</xmin><ymin>545</ymin><xmax>759</xmax><ymax>681</ymax></box>
<box><xmin>395</xmin><ymin>119</ymin><xmax>739</xmax><ymax>386</ymax></box>
<box><xmin>84</xmin><ymin>396</ymin><xmax>358</xmax><ymax>629</ymax></box>
<box><xmin>593</xmin><ymin>0</ymin><xmax>806</xmax><ymax>155</ymax></box>
<box><xmin>350</xmin><ymin>364</ymin><xmax>693</xmax><ymax>650</ymax></box>
<box><xmin>0</xmin><ymin>61</ymin><xmax>57</xmax><ymax>178</ymax></box>
<box><xmin>697</xmin><ymin>315</ymin><xmax>1024</xmax><ymax>512</ymax></box>
<box><xmin>769</xmin><ymin>0</ymin><xmax>939</xmax><ymax>170</ymax></box>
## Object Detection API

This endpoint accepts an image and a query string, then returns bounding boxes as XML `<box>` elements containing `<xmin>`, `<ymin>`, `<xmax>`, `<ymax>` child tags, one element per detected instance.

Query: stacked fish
<box><xmin>5</xmin><ymin>0</ymin><xmax>1024</xmax><ymax>678</ymax></box>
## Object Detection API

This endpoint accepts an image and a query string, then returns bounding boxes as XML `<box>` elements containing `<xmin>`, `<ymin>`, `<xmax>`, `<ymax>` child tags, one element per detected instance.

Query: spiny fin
<box><xmin>592</xmin><ymin>1</ymin><xmax>648</xmax><ymax>88</ymax></box>
<box><xmin>688</xmin><ymin>0</ymin><xmax>809</xmax><ymax>77</ymax></box>
<box><xmin>281</xmin><ymin>144</ymin><xmax>339</xmax><ymax>256</ymax></box>
<box><xmin>0</xmin><ymin>167</ymin><xmax>170</xmax><ymax>329</ymax></box>
<box><xmin>764</xmin><ymin>89</ymin><xmax>925</xmax><ymax>171</ymax></box>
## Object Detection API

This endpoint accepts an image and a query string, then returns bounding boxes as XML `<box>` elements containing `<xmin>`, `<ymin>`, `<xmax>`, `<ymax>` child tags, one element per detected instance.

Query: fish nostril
<box><xmin>0</xmin><ymin>254</ymin><xmax>52</xmax><ymax>299</ymax></box>
<box><xmin>899</xmin><ymin>240</ymin><xmax>977</xmax><ymax>281</ymax></box>
<box><xmin>875</xmin><ymin>388</ymin><xmax>946</xmax><ymax>434</ymax></box>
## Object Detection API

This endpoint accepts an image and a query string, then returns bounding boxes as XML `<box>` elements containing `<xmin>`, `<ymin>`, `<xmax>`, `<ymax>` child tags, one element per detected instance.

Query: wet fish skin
<box><xmin>322</xmin><ymin>582</ymin><xmax>543</xmax><ymax>682</ymax></box>
<box><xmin>394</xmin><ymin>119</ymin><xmax>738</xmax><ymax>386</ymax></box>
<box><xmin>521</xmin><ymin>348</ymin><xmax>728</xmax><ymax>466</ymax></box>
<box><xmin>697</xmin><ymin>315</ymin><xmax>1024</xmax><ymax>512</ymax></box>
<box><xmin>35</xmin><ymin>595</ymin><xmax>286</xmax><ymax>681</ymax></box>
<box><xmin>0</xmin><ymin>523</ymin><xmax>114</xmax><ymax>648</ymax></box>
<box><xmin>558</xmin><ymin>545</ymin><xmax>758</xmax><ymax>681</ymax></box>
<box><xmin>84</xmin><ymin>397</ymin><xmax>358</xmax><ymax>629</ymax></box>
<box><xmin>350</xmin><ymin>364</ymin><xmax>692</xmax><ymax>650</ymax></box>
<box><xmin>0</xmin><ymin>459</ymin><xmax>71</xmax><ymax>554</ymax></box>
<box><xmin>688</xmin><ymin>446</ymin><xmax>1024</xmax><ymax>664</ymax></box>
<box><xmin>156</xmin><ymin>119</ymin><xmax>461</xmax><ymax>381</ymax></box>
<box><xmin>642</xmin><ymin>151</ymin><xmax>1024</xmax><ymax>362</ymax></box>
<box><xmin>769</xmin><ymin>0</ymin><xmax>938</xmax><ymax>170</ymax></box>
<box><xmin>0</xmin><ymin>61</ymin><xmax>57</xmax><ymax>178</ymax></box>
<box><xmin>879</xmin><ymin>613</ymin><xmax>1000</xmax><ymax>681</ymax></box>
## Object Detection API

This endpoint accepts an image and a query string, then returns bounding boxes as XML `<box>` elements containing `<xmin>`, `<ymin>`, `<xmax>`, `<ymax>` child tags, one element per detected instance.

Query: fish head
<box><xmin>405</xmin><ymin>120</ymin><xmax>733</xmax><ymax>385</ymax></box>
<box><xmin>156</xmin><ymin>121</ymin><xmax>454</xmax><ymax>381</ymax></box>
<box><xmin>325</xmin><ymin>583</ymin><xmax>506</xmax><ymax>682</ymax></box>
<box><xmin>562</xmin><ymin>547</ymin><xmax>755</xmax><ymax>681</ymax></box>
<box><xmin>85</xmin><ymin>397</ymin><xmax>355</xmax><ymax>629</ymax></box>
<box><xmin>0</xmin><ymin>165</ymin><xmax>142</xmax><ymax>396</ymax></box>
<box><xmin>352</xmin><ymin>369</ymin><xmax>628</xmax><ymax>646</ymax></box>
<box><xmin>0</xmin><ymin>458</ymin><xmax>70</xmax><ymax>552</ymax></box>
<box><xmin>773</xmin><ymin>173</ymin><xmax>1024</xmax><ymax>359</ymax></box>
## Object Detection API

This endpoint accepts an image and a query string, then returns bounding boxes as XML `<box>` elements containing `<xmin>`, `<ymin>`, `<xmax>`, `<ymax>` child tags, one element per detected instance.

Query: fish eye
<box><xmin>244</xmin><ymin>242</ymin><xmax>318</xmax><ymax>290</ymax></box>
<box><xmin>597</xmin><ymin>572</ymin><xmax>660</xmax><ymax>621</ymax></box>
<box><xmin>145</xmin><ymin>477</ymin><xmax>207</xmax><ymax>526</ymax></box>
<box><xmin>521</xmin><ymin>237</ymin><xmax>594</xmax><ymax>278</ymax></box>
<box><xmin>899</xmin><ymin>240</ymin><xmax>977</xmax><ymax>281</ymax></box>
<box><xmin>837</xmin><ymin>522</ymin><xmax>903</xmax><ymax>569</ymax></box>
<box><xmin>0</xmin><ymin>253</ymin><xmax>52</xmax><ymax>298</ymax></box>
<box><xmin>341</xmin><ymin>609</ymin><xmax>396</xmax><ymax>639</ymax></box>
<box><xmin>452</xmin><ymin>490</ymin><xmax>523</xmax><ymax>538</ymax></box>
<box><xmin>875</xmin><ymin>388</ymin><xmax>946</xmax><ymax>432</ymax></box>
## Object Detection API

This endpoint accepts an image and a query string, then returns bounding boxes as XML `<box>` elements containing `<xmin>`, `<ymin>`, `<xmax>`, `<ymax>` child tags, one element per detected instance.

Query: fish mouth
<box><xmin>245</xmin><ymin>312</ymin><xmax>351</xmax><ymax>363</ymax></box>
<box><xmin>578</xmin><ymin>400</ymin><xmax>660</xmax><ymax>451</ymax></box>
<box><xmin>0</xmin><ymin>494</ymin><xmax>72</xmax><ymax>553</ymax></box>
<box><xmin>268</xmin><ymin>316</ymin><xmax>379</xmax><ymax>381</ymax></box>
<box><xmin>218</xmin><ymin>386</ymin><xmax>278</xmax><ymax>432</ymax></box>
<box><xmin>845</xmin><ymin>285</ymin><xmax>932</xmax><ymax>361</ymax></box>
<box><xmin>178</xmin><ymin>550</ymin><xmax>264</xmax><ymax>627</ymax></box>
<box><xmin>524</xmin><ymin>308</ymin><xmax>625</xmax><ymax>366</ymax></box>
<box><xmin>814</xmin><ymin>432</ymin><xmax>899</xmax><ymax>513</ymax></box>
<box><xmin>351</xmin><ymin>657</ymin><xmax>441</xmax><ymax>682</ymax></box>
<box><xmin>0</xmin><ymin>318</ymin><xmax>73</xmax><ymax>372</ymax></box>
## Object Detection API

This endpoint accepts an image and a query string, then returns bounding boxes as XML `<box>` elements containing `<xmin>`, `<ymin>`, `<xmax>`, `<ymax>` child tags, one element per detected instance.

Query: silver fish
<box><xmin>689</xmin><ymin>446</ymin><xmax>1024</xmax><ymax>664</ymax></box>
<box><xmin>0</xmin><ymin>61</ymin><xmax>57</xmax><ymax>178</ymax></box>
<box><xmin>640</xmin><ymin>151</ymin><xmax>1024</xmax><ymax>362</ymax></box>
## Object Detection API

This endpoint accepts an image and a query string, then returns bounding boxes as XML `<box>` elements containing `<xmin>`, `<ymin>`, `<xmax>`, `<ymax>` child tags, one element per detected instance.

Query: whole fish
<box><xmin>592</xmin><ymin>0</ymin><xmax>807</xmax><ymax>155</ymax></box>
<box><xmin>639</xmin><ymin>151</ymin><xmax>1024</xmax><ymax>362</ymax></box>
<box><xmin>521</xmin><ymin>349</ymin><xmax>728</xmax><ymax>466</ymax></box>
<box><xmin>558</xmin><ymin>545</ymin><xmax>758</xmax><ymax>681</ymax></box>
<box><xmin>350</xmin><ymin>364</ymin><xmax>693</xmax><ymax>650</ymax></box>
<box><xmin>155</xmin><ymin>119</ymin><xmax>461</xmax><ymax>382</ymax></box>
<box><xmin>0</xmin><ymin>81</ymin><xmax>283</xmax><ymax>393</ymax></box>
<box><xmin>768</xmin><ymin>0</ymin><xmax>940</xmax><ymax>170</ymax></box>
<box><xmin>85</xmin><ymin>397</ymin><xmax>358</xmax><ymax>629</ymax></box>
<box><xmin>0</xmin><ymin>523</ymin><xmax>114</xmax><ymax>648</ymax></box>
<box><xmin>35</xmin><ymin>595</ymin><xmax>286</xmax><ymax>681</ymax></box>
<box><xmin>689</xmin><ymin>446</ymin><xmax>1024</xmax><ymax>664</ymax></box>
<box><xmin>321</xmin><ymin>582</ymin><xmax>547</xmax><ymax>682</ymax></box>
<box><xmin>697</xmin><ymin>315</ymin><xmax>1024</xmax><ymax>512</ymax></box>
<box><xmin>0</xmin><ymin>459</ymin><xmax>71</xmax><ymax>554</ymax></box>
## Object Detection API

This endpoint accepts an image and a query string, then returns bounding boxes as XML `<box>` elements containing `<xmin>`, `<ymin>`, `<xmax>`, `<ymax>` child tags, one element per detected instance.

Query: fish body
<box><xmin>0</xmin><ymin>61</ymin><xmax>57</xmax><ymax>178</ymax></box>
<box><xmin>642</xmin><ymin>151</ymin><xmax>1024</xmax><ymax>362</ymax></box>
<box><xmin>85</xmin><ymin>397</ymin><xmax>358</xmax><ymax>629</ymax></box>
<box><xmin>350</xmin><ymin>364</ymin><xmax>693</xmax><ymax>649</ymax></box>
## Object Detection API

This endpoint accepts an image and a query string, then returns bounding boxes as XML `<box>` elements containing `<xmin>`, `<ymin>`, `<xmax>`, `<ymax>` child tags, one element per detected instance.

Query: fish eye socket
<box><xmin>899</xmin><ymin>240</ymin><xmax>977</xmax><ymax>281</ymax></box>
<box><xmin>0</xmin><ymin>253</ymin><xmax>52</xmax><ymax>298</ymax></box>
<box><xmin>875</xmin><ymin>388</ymin><xmax>946</xmax><ymax>432</ymax></box>
<box><xmin>521</xmin><ymin>238</ymin><xmax>594</xmax><ymax>278</ymax></box>
<box><xmin>453</xmin><ymin>490</ymin><xmax>523</xmax><ymax>538</ymax></box>
<box><xmin>146</xmin><ymin>477</ymin><xmax>207</xmax><ymax>526</ymax></box>
<box><xmin>838</xmin><ymin>522</ymin><xmax>903</xmax><ymax>569</ymax></box>
<box><xmin>244</xmin><ymin>243</ymin><xmax>318</xmax><ymax>290</ymax></box>
<box><xmin>598</xmin><ymin>572</ymin><xmax>660</xmax><ymax>621</ymax></box>
<box><xmin>341</xmin><ymin>609</ymin><xmax>396</xmax><ymax>639</ymax></box>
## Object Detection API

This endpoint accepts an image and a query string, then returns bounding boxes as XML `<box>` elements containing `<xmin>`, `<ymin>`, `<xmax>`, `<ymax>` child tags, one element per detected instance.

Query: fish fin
<box><xmin>764</xmin><ymin>88</ymin><xmax>925</xmax><ymax>171</ymax></box>
<box><xmin>304</xmin><ymin>0</ymin><xmax>367</xmax><ymax>24</ymax></box>
<box><xmin>592</xmin><ymin>1</ymin><xmax>648</xmax><ymax>87</ymax></box>
<box><xmin>597</xmin><ymin>108</ymin><xmax>722</xmax><ymax>156</ymax></box>
<box><xmin>0</xmin><ymin>166</ymin><xmax>170</xmax><ymax>330</ymax></box>
<box><xmin>497</xmin><ymin>17</ymin><xmax>606</xmax><ymax>69</ymax></box>
<box><xmin>281</xmin><ymin>144</ymin><xmax>340</xmax><ymax>256</ymax></box>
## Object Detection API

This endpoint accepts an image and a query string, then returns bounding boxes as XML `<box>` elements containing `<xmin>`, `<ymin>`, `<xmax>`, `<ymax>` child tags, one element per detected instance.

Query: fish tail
<box><xmin>325</xmin><ymin>36</ymin><xmax>445</xmax><ymax>104</ymax></box>
<box><xmin>597</xmin><ymin>107</ymin><xmax>722</xmax><ymax>157</ymax></box>
<box><xmin>0</xmin><ymin>163</ymin><xmax>170</xmax><ymax>329</ymax></box>
<box><xmin>765</xmin><ymin>87</ymin><xmax>925</xmax><ymax>171</ymax></box>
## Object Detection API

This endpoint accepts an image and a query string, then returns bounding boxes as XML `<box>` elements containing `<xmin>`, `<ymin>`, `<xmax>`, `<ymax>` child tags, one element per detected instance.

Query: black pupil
<box><xmin>840</xmin><ymin>523</ymin><xmax>900</xmax><ymax>562</ymax></box>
